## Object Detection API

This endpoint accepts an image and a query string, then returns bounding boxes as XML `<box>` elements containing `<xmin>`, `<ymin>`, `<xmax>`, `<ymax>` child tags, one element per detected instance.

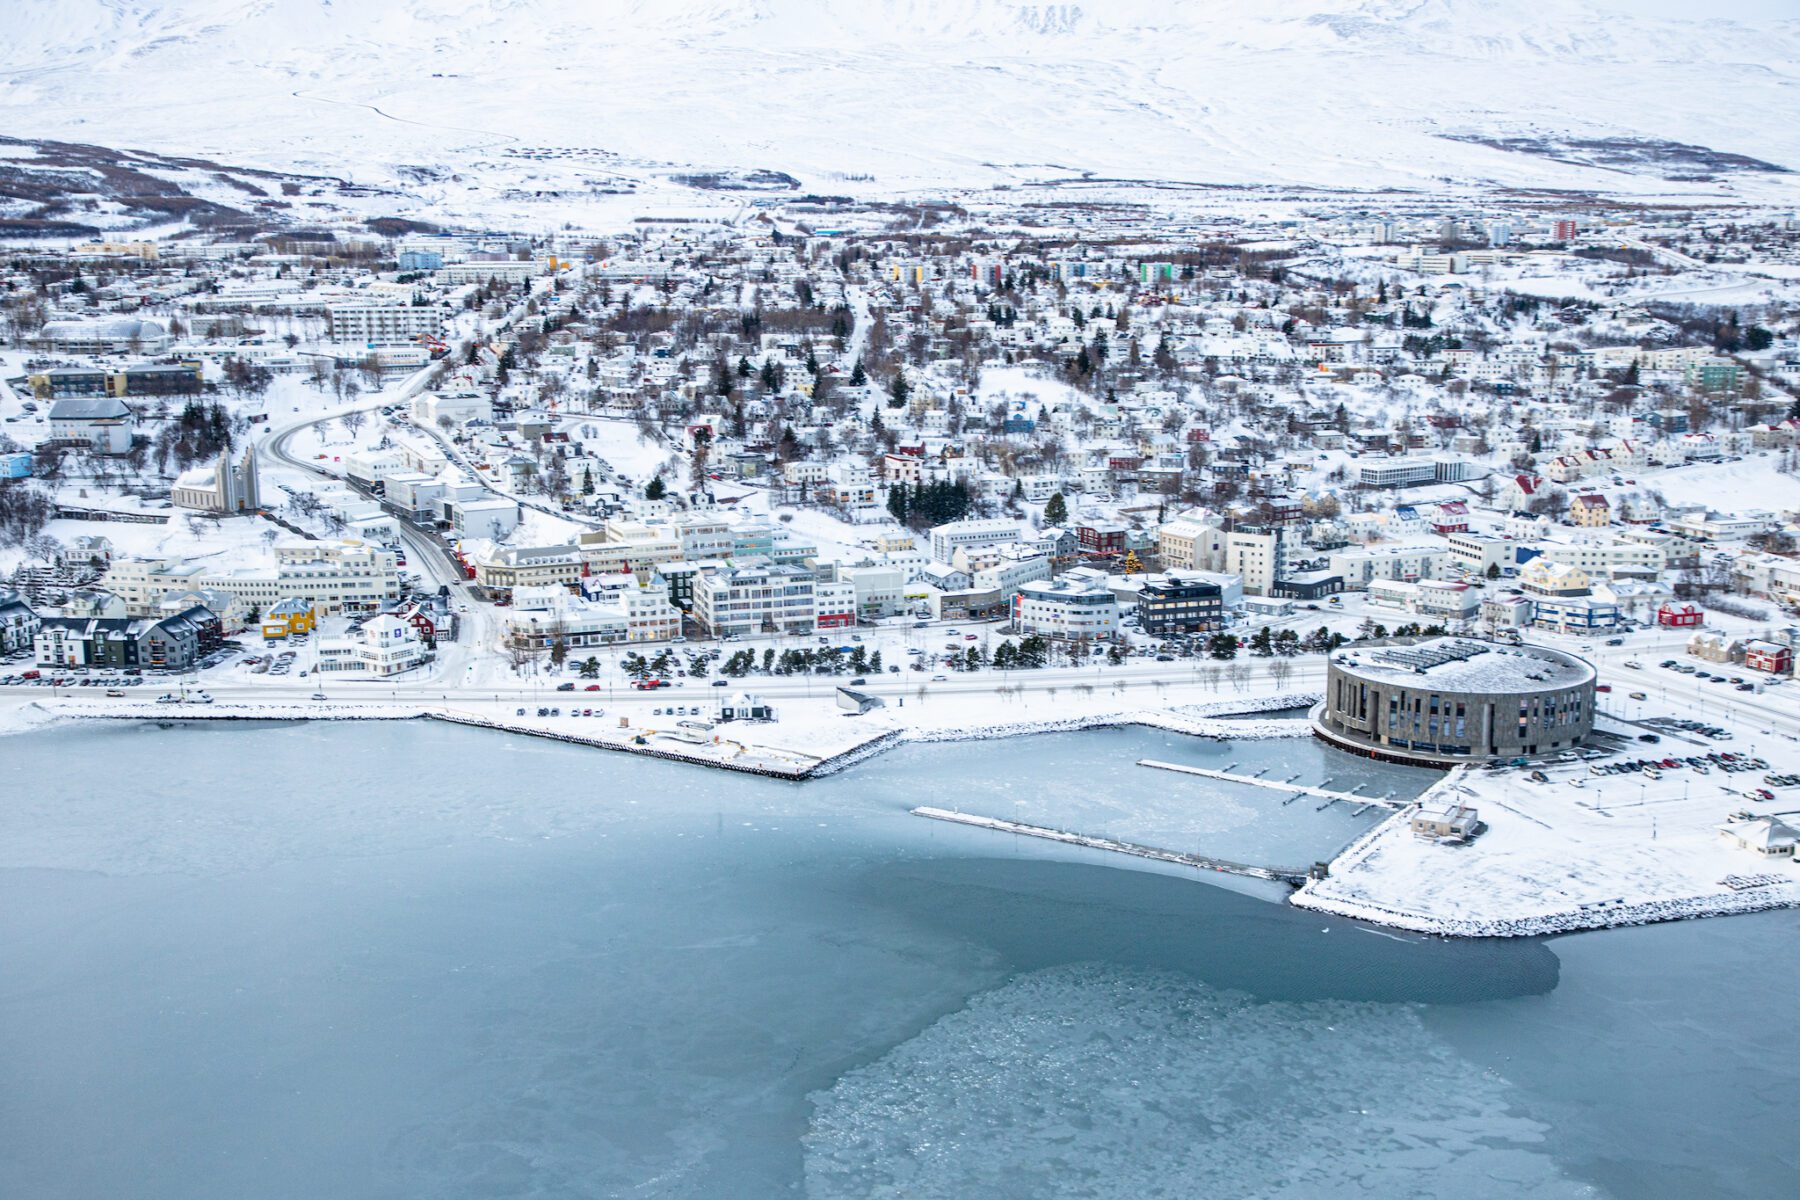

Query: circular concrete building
<box><xmin>1313</xmin><ymin>637</ymin><xmax>1596</xmax><ymax>767</ymax></box>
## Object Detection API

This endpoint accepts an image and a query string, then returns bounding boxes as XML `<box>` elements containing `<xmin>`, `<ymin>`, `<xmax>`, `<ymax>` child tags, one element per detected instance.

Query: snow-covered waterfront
<box><xmin>1295</xmin><ymin>753</ymin><xmax>1800</xmax><ymax>937</ymax></box>
<box><xmin>15</xmin><ymin>678</ymin><xmax>1800</xmax><ymax>939</ymax></box>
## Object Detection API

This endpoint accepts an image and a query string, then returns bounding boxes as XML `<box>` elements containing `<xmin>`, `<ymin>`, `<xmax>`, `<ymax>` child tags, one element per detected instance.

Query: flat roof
<box><xmin>1332</xmin><ymin>637</ymin><xmax>1594</xmax><ymax>691</ymax></box>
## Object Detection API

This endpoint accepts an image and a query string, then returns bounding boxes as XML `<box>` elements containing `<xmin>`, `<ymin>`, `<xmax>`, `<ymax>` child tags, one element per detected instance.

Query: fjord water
<box><xmin>1</xmin><ymin>721</ymin><xmax>1794</xmax><ymax>1198</ymax></box>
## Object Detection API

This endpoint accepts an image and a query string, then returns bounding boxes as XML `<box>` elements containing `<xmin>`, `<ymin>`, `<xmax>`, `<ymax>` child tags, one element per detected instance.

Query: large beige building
<box><xmin>106</xmin><ymin>540</ymin><xmax>401</xmax><ymax>616</ymax></box>
<box><xmin>1157</xmin><ymin>514</ymin><xmax>1226</xmax><ymax>571</ymax></box>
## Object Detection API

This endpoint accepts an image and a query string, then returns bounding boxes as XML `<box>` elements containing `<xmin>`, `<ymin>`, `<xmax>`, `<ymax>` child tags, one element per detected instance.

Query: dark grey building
<box><xmin>33</xmin><ymin>606</ymin><xmax>219</xmax><ymax>671</ymax></box>
<box><xmin>1313</xmin><ymin>637</ymin><xmax>1595</xmax><ymax>766</ymax></box>
<box><xmin>1138</xmin><ymin>575</ymin><xmax>1223</xmax><ymax>634</ymax></box>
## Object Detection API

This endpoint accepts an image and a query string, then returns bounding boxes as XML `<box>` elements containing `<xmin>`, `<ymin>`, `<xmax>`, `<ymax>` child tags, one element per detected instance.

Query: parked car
<box><xmin>556</xmin><ymin>682</ymin><xmax>576</xmax><ymax>691</ymax></box>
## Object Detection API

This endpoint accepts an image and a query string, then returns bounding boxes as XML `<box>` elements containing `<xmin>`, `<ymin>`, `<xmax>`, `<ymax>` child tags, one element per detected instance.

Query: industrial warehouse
<box><xmin>1313</xmin><ymin>637</ymin><xmax>1597</xmax><ymax>767</ymax></box>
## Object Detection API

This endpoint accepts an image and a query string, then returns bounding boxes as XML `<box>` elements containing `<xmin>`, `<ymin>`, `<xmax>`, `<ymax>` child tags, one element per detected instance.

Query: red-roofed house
<box><xmin>1430</xmin><ymin>501</ymin><xmax>1470</xmax><ymax>535</ymax></box>
<box><xmin>1656</xmin><ymin>602</ymin><xmax>1703</xmax><ymax>628</ymax></box>
<box><xmin>1502</xmin><ymin>475</ymin><xmax>1545</xmax><ymax>513</ymax></box>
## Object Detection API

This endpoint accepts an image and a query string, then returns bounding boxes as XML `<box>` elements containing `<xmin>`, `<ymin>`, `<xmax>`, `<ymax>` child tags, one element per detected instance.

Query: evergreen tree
<box><xmin>1043</xmin><ymin>491</ymin><xmax>1069</xmax><ymax>525</ymax></box>
<box><xmin>850</xmin><ymin>359</ymin><xmax>867</xmax><ymax>387</ymax></box>
<box><xmin>889</xmin><ymin>373</ymin><xmax>910</xmax><ymax>409</ymax></box>
<box><xmin>645</xmin><ymin>475</ymin><xmax>666</xmax><ymax>500</ymax></box>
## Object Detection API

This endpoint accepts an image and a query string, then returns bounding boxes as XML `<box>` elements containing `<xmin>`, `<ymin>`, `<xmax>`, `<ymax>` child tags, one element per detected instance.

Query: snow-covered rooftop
<box><xmin>1332</xmin><ymin>638</ymin><xmax>1594</xmax><ymax>692</ymax></box>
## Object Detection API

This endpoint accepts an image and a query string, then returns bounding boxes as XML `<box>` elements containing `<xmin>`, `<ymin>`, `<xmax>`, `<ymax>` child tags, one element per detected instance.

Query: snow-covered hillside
<box><xmin>3</xmin><ymin>0</ymin><xmax>1797</xmax><ymax>219</ymax></box>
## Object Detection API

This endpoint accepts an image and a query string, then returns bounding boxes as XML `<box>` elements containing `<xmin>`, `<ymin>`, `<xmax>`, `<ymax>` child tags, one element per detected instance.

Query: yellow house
<box><xmin>1570</xmin><ymin>494</ymin><xmax>1611</xmax><ymax>527</ymax></box>
<box><xmin>260</xmin><ymin>598</ymin><xmax>316</xmax><ymax>639</ymax></box>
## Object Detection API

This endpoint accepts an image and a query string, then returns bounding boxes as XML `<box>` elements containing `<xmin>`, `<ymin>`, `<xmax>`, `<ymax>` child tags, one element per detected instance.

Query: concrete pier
<box><xmin>912</xmin><ymin>806</ymin><xmax>1310</xmax><ymax>885</ymax></box>
<box><xmin>1137</xmin><ymin>759</ymin><xmax>1405</xmax><ymax>809</ymax></box>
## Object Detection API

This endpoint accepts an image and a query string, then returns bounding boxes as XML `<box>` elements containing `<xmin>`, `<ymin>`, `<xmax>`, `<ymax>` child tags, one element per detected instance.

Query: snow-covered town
<box><xmin>11</xmin><ymin>3</ymin><xmax>1800</xmax><ymax>1196</ymax></box>
<box><xmin>4</xmin><ymin>193</ymin><xmax>1800</xmax><ymax>938</ymax></box>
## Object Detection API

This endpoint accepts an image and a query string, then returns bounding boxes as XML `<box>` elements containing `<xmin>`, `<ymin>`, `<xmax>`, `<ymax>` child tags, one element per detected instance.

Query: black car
<box><xmin>1637</xmin><ymin>734</ymin><xmax>1661</xmax><ymax>744</ymax></box>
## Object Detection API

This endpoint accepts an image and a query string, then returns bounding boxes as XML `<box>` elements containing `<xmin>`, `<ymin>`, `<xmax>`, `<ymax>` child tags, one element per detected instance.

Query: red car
<box><xmin>1596</xmin><ymin>684</ymin><xmax>1612</xmax><ymax>693</ymax></box>
<box><xmin>585</xmin><ymin>684</ymin><xmax>601</xmax><ymax>691</ymax></box>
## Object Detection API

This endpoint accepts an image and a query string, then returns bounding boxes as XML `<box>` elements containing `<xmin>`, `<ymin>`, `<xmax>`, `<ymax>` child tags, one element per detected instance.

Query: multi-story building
<box><xmin>105</xmin><ymin>541</ymin><xmax>400</xmax><ymax>617</ymax></box>
<box><xmin>840</xmin><ymin>562</ymin><xmax>907</xmax><ymax>619</ymax></box>
<box><xmin>1224</xmin><ymin>526</ymin><xmax>1292</xmax><ymax>597</ymax></box>
<box><xmin>1157</xmin><ymin>514</ymin><xmax>1227</xmax><ymax>571</ymax></box>
<box><xmin>1077</xmin><ymin>522</ymin><xmax>1129</xmax><ymax>556</ymax></box>
<box><xmin>1328</xmin><ymin>544</ymin><xmax>1449</xmax><ymax>588</ymax></box>
<box><xmin>33</xmin><ymin>605</ymin><xmax>219</xmax><ymax>671</ymax></box>
<box><xmin>0</xmin><ymin>588</ymin><xmax>41</xmax><ymax>654</ymax></box>
<box><xmin>1520</xmin><ymin>560</ymin><xmax>1620</xmax><ymax>633</ymax></box>
<box><xmin>1445</xmin><ymin>531</ymin><xmax>1517</xmax><ymax>577</ymax></box>
<box><xmin>815</xmin><ymin>579</ymin><xmax>857</xmax><ymax>630</ymax></box>
<box><xmin>1685</xmin><ymin>357</ymin><xmax>1742</xmax><ymax>396</ymax></box>
<box><xmin>578</xmin><ymin>522</ymin><xmax>684</xmax><ymax>575</ymax></box>
<box><xmin>1570</xmin><ymin>494</ymin><xmax>1610</xmax><ymax>527</ymax></box>
<box><xmin>324</xmin><ymin>303</ymin><xmax>443</xmax><ymax>347</ymax></box>
<box><xmin>46</xmin><ymin>398</ymin><xmax>134</xmax><ymax>455</ymax></box>
<box><xmin>928</xmin><ymin>518</ymin><xmax>1021</xmax><ymax>564</ymax></box>
<box><xmin>1521</xmin><ymin>538</ymin><xmax>1663</xmax><ymax>579</ymax></box>
<box><xmin>471</xmin><ymin>543</ymin><xmax>584</xmax><ymax>594</ymax></box>
<box><xmin>1138</xmin><ymin>576</ymin><xmax>1224</xmax><ymax>634</ymax></box>
<box><xmin>1012</xmin><ymin>579</ymin><xmax>1120</xmax><ymax>640</ymax></box>
<box><xmin>1315</xmin><ymin>637</ymin><xmax>1595</xmax><ymax>767</ymax></box>
<box><xmin>436</xmin><ymin>260</ymin><xmax>544</xmax><ymax>285</ymax></box>
<box><xmin>693</xmin><ymin>563</ymin><xmax>818</xmax><ymax>637</ymax></box>
<box><xmin>29</xmin><ymin>364</ymin><xmax>201</xmax><ymax>401</ymax></box>
<box><xmin>503</xmin><ymin>583</ymin><xmax>680</xmax><ymax>648</ymax></box>
<box><xmin>316</xmin><ymin>614</ymin><xmax>429</xmax><ymax>677</ymax></box>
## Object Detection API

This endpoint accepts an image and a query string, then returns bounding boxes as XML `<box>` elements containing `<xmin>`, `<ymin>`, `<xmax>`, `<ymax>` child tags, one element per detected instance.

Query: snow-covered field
<box><xmin>4</xmin><ymin>1</ymin><xmax>1798</xmax><ymax>228</ymax></box>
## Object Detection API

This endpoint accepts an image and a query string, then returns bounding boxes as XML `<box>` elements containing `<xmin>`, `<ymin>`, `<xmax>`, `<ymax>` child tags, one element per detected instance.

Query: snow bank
<box><xmin>901</xmin><ymin>692</ymin><xmax>1321</xmax><ymax>746</ymax></box>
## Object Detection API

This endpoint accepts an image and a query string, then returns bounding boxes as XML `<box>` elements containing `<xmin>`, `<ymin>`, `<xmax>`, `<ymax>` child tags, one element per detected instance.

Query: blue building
<box><xmin>398</xmin><ymin>250</ymin><xmax>444</xmax><ymax>271</ymax></box>
<box><xmin>2</xmin><ymin>451</ymin><xmax>32</xmax><ymax>479</ymax></box>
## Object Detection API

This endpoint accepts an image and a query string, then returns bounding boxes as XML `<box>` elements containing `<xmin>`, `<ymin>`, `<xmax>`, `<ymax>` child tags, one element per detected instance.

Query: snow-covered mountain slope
<box><xmin>2</xmin><ymin>0</ymin><xmax>1796</xmax><ymax>217</ymax></box>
